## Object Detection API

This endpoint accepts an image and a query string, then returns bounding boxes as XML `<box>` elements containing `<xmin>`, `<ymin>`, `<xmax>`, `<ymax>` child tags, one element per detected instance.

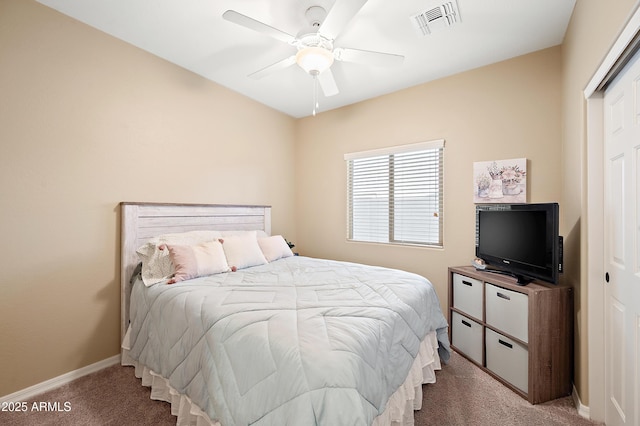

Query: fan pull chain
<box><xmin>312</xmin><ymin>71</ymin><xmax>319</xmax><ymax>116</ymax></box>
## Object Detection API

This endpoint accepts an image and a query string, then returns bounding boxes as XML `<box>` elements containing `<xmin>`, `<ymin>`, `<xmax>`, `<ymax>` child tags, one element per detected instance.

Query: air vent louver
<box><xmin>410</xmin><ymin>0</ymin><xmax>460</xmax><ymax>36</ymax></box>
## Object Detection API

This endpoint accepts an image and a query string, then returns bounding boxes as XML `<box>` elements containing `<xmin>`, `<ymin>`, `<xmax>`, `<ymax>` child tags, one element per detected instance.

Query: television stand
<box><xmin>448</xmin><ymin>265</ymin><xmax>573</xmax><ymax>404</ymax></box>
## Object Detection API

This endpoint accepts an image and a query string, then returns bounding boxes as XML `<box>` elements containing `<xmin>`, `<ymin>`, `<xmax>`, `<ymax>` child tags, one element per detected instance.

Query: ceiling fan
<box><xmin>222</xmin><ymin>0</ymin><xmax>404</xmax><ymax>114</ymax></box>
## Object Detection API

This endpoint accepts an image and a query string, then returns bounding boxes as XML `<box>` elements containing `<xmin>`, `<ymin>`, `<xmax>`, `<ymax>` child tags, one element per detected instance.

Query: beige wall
<box><xmin>295</xmin><ymin>47</ymin><xmax>563</xmax><ymax>316</ymax></box>
<box><xmin>0</xmin><ymin>0</ymin><xmax>296</xmax><ymax>396</ymax></box>
<box><xmin>561</xmin><ymin>0</ymin><xmax>638</xmax><ymax>407</ymax></box>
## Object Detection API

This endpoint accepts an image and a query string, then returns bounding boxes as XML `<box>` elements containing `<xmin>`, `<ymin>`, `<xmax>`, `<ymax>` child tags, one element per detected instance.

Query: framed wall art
<box><xmin>473</xmin><ymin>158</ymin><xmax>527</xmax><ymax>203</ymax></box>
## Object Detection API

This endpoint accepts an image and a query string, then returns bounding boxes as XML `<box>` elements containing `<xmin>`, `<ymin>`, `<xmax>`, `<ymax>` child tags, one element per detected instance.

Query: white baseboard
<box><xmin>0</xmin><ymin>355</ymin><xmax>120</xmax><ymax>403</ymax></box>
<box><xmin>572</xmin><ymin>384</ymin><xmax>591</xmax><ymax>419</ymax></box>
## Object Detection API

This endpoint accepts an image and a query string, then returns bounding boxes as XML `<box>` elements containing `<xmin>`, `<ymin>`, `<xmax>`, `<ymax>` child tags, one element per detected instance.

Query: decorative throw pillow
<box><xmin>219</xmin><ymin>231</ymin><xmax>268</xmax><ymax>270</ymax></box>
<box><xmin>162</xmin><ymin>240</ymin><xmax>230</xmax><ymax>284</ymax></box>
<box><xmin>136</xmin><ymin>230</ymin><xmax>269</xmax><ymax>286</ymax></box>
<box><xmin>258</xmin><ymin>235</ymin><xmax>294</xmax><ymax>262</ymax></box>
<box><xmin>136</xmin><ymin>230</ymin><xmax>222</xmax><ymax>286</ymax></box>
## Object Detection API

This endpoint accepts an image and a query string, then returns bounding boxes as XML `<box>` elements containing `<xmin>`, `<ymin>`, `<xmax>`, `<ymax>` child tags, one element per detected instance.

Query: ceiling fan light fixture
<box><xmin>296</xmin><ymin>46</ymin><xmax>334</xmax><ymax>74</ymax></box>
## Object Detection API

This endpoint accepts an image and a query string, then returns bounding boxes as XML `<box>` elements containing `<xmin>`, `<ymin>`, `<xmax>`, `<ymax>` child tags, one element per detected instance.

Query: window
<box><xmin>345</xmin><ymin>140</ymin><xmax>444</xmax><ymax>247</ymax></box>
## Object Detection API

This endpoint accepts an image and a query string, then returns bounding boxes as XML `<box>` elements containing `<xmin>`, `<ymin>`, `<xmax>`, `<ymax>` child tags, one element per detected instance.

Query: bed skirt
<box><xmin>121</xmin><ymin>330</ymin><xmax>441</xmax><ymax>426</ymax></box>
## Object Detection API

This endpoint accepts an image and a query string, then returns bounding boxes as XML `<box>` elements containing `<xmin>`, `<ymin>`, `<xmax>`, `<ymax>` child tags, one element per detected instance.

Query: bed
<box><xmin>119</xmin><ymin>202</ymin><xmax>450</xmax><ymax>426</ymax></box>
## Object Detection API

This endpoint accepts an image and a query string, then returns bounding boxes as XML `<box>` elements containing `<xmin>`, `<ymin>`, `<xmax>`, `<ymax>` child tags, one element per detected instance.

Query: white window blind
<box><xmin>345</xmin><ymin>140</ymin><xmax>444</xmax><ymax>247</ymax></box>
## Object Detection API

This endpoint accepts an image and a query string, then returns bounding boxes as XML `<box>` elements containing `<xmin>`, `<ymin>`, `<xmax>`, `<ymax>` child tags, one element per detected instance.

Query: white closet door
<box><xmin>603</xmin><ymin>47</ymin><xmax>640</xmax><ymax>426</ymax></box>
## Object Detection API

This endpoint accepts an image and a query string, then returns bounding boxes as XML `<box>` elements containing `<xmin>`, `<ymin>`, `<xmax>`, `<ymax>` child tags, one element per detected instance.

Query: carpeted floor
<box><xmin>2</xmin><ymin>350</ymin><xmax>602</xmax><ymax>426</ymax></box>
<box><xmin>417</xmin><ymin>351</ymin><xmax>602</xmax><ymax>426</ymax></box>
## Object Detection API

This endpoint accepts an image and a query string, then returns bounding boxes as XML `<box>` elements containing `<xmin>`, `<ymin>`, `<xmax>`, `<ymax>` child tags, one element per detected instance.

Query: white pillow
<box><xmin>258</xmin><ymin>235</ymin><xmax>294</xmax><ymax>262</ymax></box>
<box><xmin>220</xmin><ymin>231</ymin><xmax>268</xmax><ymax>270</ymax></box>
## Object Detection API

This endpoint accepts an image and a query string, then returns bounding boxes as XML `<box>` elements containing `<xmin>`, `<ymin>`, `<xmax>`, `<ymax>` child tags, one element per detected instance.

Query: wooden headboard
<box><xmin>119</xmin><ymin>202</ymin><xmax>272</xmax><ymax>345</ymax></box>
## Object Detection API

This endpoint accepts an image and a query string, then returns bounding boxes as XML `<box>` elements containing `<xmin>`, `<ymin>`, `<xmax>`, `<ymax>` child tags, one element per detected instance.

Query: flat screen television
<box><xmin>475</xmin><ymin>203</ymin><xmax>562</xmax><ymax>285</ymax></box>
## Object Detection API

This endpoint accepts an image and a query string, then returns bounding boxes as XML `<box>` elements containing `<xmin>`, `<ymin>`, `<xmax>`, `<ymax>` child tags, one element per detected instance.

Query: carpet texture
<box><xmin>416</xmin><ymin>351</ymin><xmax>602</xmax><ymax>426</ymax></box>
<box><xmin>1</xmin><ymin>351</ymin><xmax>601</xmax><ymax>425</ymax></box>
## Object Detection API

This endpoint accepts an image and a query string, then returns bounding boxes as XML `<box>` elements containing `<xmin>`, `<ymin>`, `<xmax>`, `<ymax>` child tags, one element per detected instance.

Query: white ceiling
<box><xmin>36</xmin><ymin>0</ymin><xmax>576</xmax><ymax>118</ymax></box>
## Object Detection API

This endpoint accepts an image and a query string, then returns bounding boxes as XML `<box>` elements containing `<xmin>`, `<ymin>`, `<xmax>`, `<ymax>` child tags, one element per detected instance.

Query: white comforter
<box><xmin>126</xmin><ymin>256</ymin><xmax>449</xmax><ymax>426</ymax></box>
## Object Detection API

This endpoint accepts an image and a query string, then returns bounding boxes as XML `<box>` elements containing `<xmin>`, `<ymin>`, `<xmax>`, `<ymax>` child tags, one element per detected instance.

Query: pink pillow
<box><xmin>161</xmin><ymin>240</ymin><xmax>230</xmax><ymax>283</ymax></box>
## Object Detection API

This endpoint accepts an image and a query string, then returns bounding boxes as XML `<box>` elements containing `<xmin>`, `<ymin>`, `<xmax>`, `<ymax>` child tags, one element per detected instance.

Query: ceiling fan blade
<box><xmin>222</xmin><ymin>10</ymin><xmax>296</xmax><ymax>45</ymax></box>
<box><xmin>334</xmin><ymin>47</ymin><xmax>404</xmax><ymax>67</ymax></box>
<box><xmin>319</xmin><ymin>0</ymin><xmax>369</xmax><ymax>40</ymax></box>
<box><xmin>318</xmin><ymin>69</ymin><xmax>339</xmax><ymax>97</ymax></box>
<box><xmin>248</xmin><ymin>55</ymin><xmax>297</xmax><ymax>79</ymax></box>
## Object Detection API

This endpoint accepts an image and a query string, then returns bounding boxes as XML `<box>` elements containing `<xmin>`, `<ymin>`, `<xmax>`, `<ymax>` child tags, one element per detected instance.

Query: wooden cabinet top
<box><xmin>449</xmin><ymin>266</ymin><xmax>571</xmax><ymax>296</ymax></box>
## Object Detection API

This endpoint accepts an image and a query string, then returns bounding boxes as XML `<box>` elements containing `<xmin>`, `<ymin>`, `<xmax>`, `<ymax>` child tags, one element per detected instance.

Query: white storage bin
<box><xmin>453</xmin><ymin>273</ymin><xmax>483</xmax><ymax>320</ymax></box>
<box><xmin>486</xmin><ymin>328</ymin><xmax>528</xmax><ymax>393</ymax></box>
<box><xmin>485</xmin><ymin>283</ymin><xmax>528</xmax><ymax>343</ymax></box>
<box><xmin>451</xmin><ymin>311</ymin><xmax>483</xmax><ymax>365</ymax></box>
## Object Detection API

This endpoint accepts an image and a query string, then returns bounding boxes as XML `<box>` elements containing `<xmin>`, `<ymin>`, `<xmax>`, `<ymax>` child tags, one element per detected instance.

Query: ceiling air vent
<box><xmin>410</xmin><ymin>0</ymin><xmax>461</xmax><ymax>36</ymax></box>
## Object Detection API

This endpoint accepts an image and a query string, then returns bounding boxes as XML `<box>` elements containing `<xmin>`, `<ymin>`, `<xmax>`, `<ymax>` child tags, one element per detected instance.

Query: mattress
<box><xmin>122</xmin><ymin>256</ymin><xmax>450</xmax><ymax>425</ymax></box>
